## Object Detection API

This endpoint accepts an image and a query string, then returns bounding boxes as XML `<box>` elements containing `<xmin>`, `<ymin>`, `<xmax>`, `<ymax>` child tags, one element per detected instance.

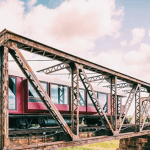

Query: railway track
<box><xmin>9</xmin><ymin>125</ymin><xmax>105</xmax><ymax>137</ymax></box>
<box><xmin>9</xmin><ymin>123</ymin><xmax>150</xmax><ymax>137</ymax></box>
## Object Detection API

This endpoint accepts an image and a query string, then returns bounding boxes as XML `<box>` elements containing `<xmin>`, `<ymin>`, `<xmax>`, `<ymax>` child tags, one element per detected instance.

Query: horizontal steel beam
<box><xmin>37</xmin><ymin>63</ymin><xmax>70</xmax><ymax>74</ymax></box>
<box><xmin>87</xmin><ymin>75</ymin><xmax>108</xmax><ymax>82</ymax></box>
<box><xmin>104</xmin><ymin>83</ymin><xmax>132</xmax><ymax>89</ymax></box>
<box><xmin>1</xmin><ymin>29</ymin><xmax>150</xmax><ymax>90</ymax></box>
<box><xmin>123</xmin><ymin>88</ymin><xmax>147</xmax><ymax>93</ymax></box>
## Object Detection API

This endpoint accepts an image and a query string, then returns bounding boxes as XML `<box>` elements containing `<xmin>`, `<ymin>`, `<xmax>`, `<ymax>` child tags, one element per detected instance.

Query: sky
<box><xmin>0</xmin><ymin>0</ymin><xmax>150</xmax><ymax>115</ymax></box>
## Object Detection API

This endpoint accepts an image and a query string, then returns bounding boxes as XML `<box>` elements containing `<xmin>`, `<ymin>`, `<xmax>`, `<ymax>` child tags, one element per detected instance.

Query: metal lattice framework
<box><xmin>110</xmin><ymin>76</ymin><xmax>117</xmax><ymax>131</ymax></box>
<box><xmin>123</xmin><ymin>87</ymin><xmax>147</xmax><ymax>93</ymax></box>
<box><xmin>0</xmin><ymin>29</ymin><xmax>150</xmax><ymax>148</ymax></box>
<box><xmin>37</xmin><ymin>63</ymin><xmax>70</xmax><ymax>74</ymax></box>
<box><xmin>8</xmin><ymin>42</ymin><xmax>78</xmax><ymax>141</ymax></box>
<box><xmin>87</xmin><ymin>75</ymin><xmax>108</xmax><ymax>82</ymax></box>
<box><xmin>135</xmin><ymin>86</ymin><xmax>141</xmax><ymax>132</ymax></box>
<box><xmin>104</xmin><ymin>82</ymin><xmax>133</xmax><ymax>89</ymax></box>
<box><xmin>141</xmin><ymin>100</ymin><xmax>150</xmax><ymax>130</ymax></box>
<box><xmin>117</xmin><ymin>84</ymin><xmax>139</xmax><ymax>133</ymax></box>
<box><xmin>117</xmin><ymin>96</ymin><xmax>121</xmax><ymax>115</ymax></box>
<box><xmin>0</xmin><ymin>47</ymin><xmax>9</xmax><ymax>149</ymax></box>
<box><xmin>78</xmin><ymin>65</ymin><xmax>114</xmax><ymax>133</ymax></box>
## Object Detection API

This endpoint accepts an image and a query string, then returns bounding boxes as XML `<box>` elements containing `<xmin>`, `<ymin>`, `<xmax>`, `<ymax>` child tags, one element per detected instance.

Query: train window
<box><xmin>9</xmin><ymin>77</ymin><xmax>16</xmax><ymax>110</ymax></box>
<box><xmin>98</xmin><ymin>93</ymin><xmax>108</xmax><ymax>112</ymax></box>
<box><xmin>87</xmin><ymin>91</ymin><xmax>98</xmax><ymax>106</ymax></box>
<box><xmin>79</xmin><ymin>89</ymin><xmax>85</xmax><ymax>106</ymax></box>
<box><xmin>51</xmin><ymin>84</ymin><xmax>68</xmax><ymax>104</ymax></box>
<box><xmin>28</xmin><ymin>82</ymin><xmax>48</xmax><ymax>102</ymax></box>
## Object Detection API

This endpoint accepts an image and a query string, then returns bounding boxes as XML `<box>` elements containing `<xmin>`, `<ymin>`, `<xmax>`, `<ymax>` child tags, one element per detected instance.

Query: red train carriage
<box><xmin>9</xmin><ymin>75</ymin><xmax>123</xmax><ymax>129</ymax></box>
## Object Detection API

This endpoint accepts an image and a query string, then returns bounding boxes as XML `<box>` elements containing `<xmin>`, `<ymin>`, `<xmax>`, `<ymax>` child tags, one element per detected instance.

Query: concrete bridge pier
<box><xmin>117</xmin><ymin>135</ymin><xmax>150</xmax><ymax>150</ymax></box>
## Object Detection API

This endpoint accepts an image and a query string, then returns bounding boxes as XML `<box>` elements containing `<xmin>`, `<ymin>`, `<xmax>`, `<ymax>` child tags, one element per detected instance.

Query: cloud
<box><xmin>0</xmin><ymin>0</ymin><xmax>24</xmax><ymax>34</ymax></box>
<box><xmin>90</xmin><ymin>43</ymin><xmax>150</xmax><ymax>83</ymax></box>
<box><xmin>130</xmin><ymin>28</ymin><xmax>145</xmax><ymax>45</ymax></box>
<box><xmin>27</xmin><ymin>0</ymin><xmax>37</xmax><ymax>9</ymax></box>
<box><xmin>0</xmin><ymin>0</ymin><xmax>123</xmax><ymax>56</ymax></box>
<box><xmin>24</xmin><ymin>0</ymin><xmax>124</xmax><ymax>55</ymax></box>
<box><xmin>149</xmin><ymin>30</ymin><xmax>150</xmax><ymax>37</ymax></box>
<box><xmin>120</xmin><ymin>40</ymin><xmax>127</xmax><ymax>46</ymax></box>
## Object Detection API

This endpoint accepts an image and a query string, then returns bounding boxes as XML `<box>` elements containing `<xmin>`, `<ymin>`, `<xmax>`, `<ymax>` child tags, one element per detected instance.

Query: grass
<box><xmin>60</xmin><ymin>140</ymin><xmax>119</xmax><ymax>150</ymax></box>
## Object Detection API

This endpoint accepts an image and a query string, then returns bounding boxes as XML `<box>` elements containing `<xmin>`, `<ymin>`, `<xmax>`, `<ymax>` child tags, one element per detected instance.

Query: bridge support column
<box><xmin>0</xmin><ymin>47</ymin><xmax>9</xmax><ymax>149</ymax></box>
<box><xmin>117</xmin><ymin>135</ymin><xmax>150</xmax><ymax>150</ymax></box>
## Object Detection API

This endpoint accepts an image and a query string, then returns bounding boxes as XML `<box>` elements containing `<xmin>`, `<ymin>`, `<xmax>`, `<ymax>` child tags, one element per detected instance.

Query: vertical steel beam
<box><xmin>0</xmin><ymin>47</ymin><xmax>9</xmax><ymax>149</ymax></box>
<box><xmin>117</xmin><ymin>96</ymin><xmax>121</xmax><ymax>115</ymax></box>
<box><xmin>135</xmin><ymin>85</ymin><xmax>141</xmax><ymax>132</ymax></box>
<box><xmin>70</xmin><ymin>63</ymin><xmax>79</xmax><ymax>136</ymax></box>
<box><xmin>110</xmin><ymin>76</ymin><xmax>117</xmax><ymax>131</ymax></box>
<box><xmin>8</xmin><ymin>42</ymin><xmax>78</xmax><ymax>141</ymax></box>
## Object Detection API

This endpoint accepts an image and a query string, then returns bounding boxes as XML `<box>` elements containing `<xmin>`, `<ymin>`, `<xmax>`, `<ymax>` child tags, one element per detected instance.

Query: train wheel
<box><xmin>38</xmin><ymin>118</ymin><xmax>45</xmax><ymax>127</ymax></box>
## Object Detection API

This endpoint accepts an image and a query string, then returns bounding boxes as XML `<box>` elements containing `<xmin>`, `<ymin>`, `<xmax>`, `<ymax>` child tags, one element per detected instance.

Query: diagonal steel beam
<box><xmin>8</xmin><ymin>42</ymin><xmax>78</xmax><ymax>141</ymax></box>
<box><xmin>78</xmin><ymin>66</ymin><xmax>114</xmax><ymax>133</ymax></box>
<box><xmin>37</xmin><ymin>63</ymin><xmax>70</xmax><ymax>74</ymax></box>
<box><xmin>117</xmin><ymin>84</ymin><xmax>139</xmax><ymax>133</ymax></box>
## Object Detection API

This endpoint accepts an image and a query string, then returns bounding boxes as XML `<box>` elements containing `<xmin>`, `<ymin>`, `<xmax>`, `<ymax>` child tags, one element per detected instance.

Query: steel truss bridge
<box><xmin>0</xmin><ymin>29</ymin><xmax>150</xmax><ymax>149</ymax></box>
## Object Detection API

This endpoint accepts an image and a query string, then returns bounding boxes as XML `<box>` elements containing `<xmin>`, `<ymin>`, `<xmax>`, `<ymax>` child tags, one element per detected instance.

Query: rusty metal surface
<box><xmin>0</xmin><ymin>29</ymin><xmax>150</xmax><ymax>90</ymax></box>
<box><xmin>6</xmin><ymin>130</ymin><xmax>150</xmax><ymax>150</ymax></box>
<box><xmin>87</xmin><ymin>75</ymin><xmax>106</xmax><ymax>82</ymax></box>
<box><xmin>0</xmin><ymin>29</ymin><xmax>150</xmax><ymax>149</ymax></box>
<box><xmin>8</xmin><ymin>43</ymin><xmax>78</xmax><ymax>141</ymax></box>
<box><xmin>117</xmin><ymin>84</ymin><xmax>139</xmax><ymax>133</ymax></box>
<box><xmin>37</xmin><ymin>63</ymin><xmax>70</xmax><ymax>74</ymax></box>
<box><xmin>104</xmin><ymin>82</ymin><xmax>133</xmax><ymax>89</ymax></box>
<box><xmin>117</xmin><ymin>96</ymin><xmax>121</xmax><ymax>115</ymax></box>
<box><xmin>70</xmin><ymin>63</ymin><xmax>79</xmax><ymax>137</ymax></box>
<box><xmin>78</xmin><ymin>65</ymin><xmax>114</xmax><ymax>133</ymax></box>
<box><xmin>140</xmin><ymin>97</ymin><xmax>150</xmax><ymax>130</ymax></box>
<box><xmin>123</xmin><ymin>87</ymin><xmax>147</xmax><ymax>93</ymax></box>
<box><xmin>110</xmin><ymin>76</ymin><xmax>117</xmax><ymax>131</ymax></box>
<box><xmin>0</xmin><ymin>47</ymin><xmax>9</xmax><ymax>149</ymax></box>
<box><xmin>135</xmin><ymin>86</ymin><xmax>141</xmax><ymax>132</ymax></box>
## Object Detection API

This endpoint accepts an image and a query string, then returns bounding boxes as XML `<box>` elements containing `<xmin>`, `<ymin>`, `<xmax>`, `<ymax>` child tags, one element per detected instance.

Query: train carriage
<box><xmin>9</xmin><ymin>74</ymin><xmax>124</xmax><ymax>129</ymax></box>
